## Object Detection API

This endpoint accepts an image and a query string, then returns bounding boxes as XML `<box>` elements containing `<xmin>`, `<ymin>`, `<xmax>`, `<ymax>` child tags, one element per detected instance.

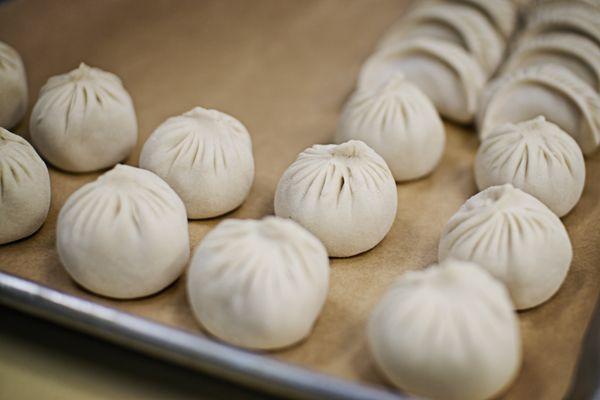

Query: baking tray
<box><xmin>0</xmin><ymin>271</ymin><xmax>403</xmax><ymax>400</ymax></box>
<box><xmin>1</xmin><ymin>1</ymin><xmax>600</xmax><ymax>399</ymax></box>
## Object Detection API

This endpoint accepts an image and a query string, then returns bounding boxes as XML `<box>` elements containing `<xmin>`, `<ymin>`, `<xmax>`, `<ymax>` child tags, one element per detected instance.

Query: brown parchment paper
<box><xmin>0</xmin><ymin>1</ymin><xmax>599</xmax><ymax>398</ymax></box>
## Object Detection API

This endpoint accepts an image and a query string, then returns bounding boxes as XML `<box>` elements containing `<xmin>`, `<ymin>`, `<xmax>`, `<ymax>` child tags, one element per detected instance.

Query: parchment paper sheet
<box><xmin>1</xmin><ymin>1</ymin><xmax>599</xmax><ymax>398</ymax></box>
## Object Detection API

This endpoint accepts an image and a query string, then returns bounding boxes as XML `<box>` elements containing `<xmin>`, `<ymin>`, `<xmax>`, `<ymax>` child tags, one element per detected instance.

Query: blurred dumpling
<box><xmin>187</xmin><ymin>216</ymin><xmax>329</xmax><ymax>350</ymax></box>
<box><xmin>379</xmin><ymin>3</ymin><xmax>505</xmax><ymax>76</ymax></box>
<box><xmin>360</xmin><ymin>38</ymin><xmax>486</xmax><ymax>124</ymax></box>
<box><xmin>368</xmin><ymin>258</ymin><xmax>521</xmax><ymax>400</ymax></box>
<box><xmin>522</xmin><ymin>1</ymin><xmax>600</xmax><ymax>44</ymax></box>
<box><xmin>0</xmin><ymin>41</ymin><xmax>27</xmax><ymax>128</ymax></box>
<box><xmin>501</xmin><ymin>33</ymin><xmax>600</xmax><ymax>91</ymax></box>
<box><xmin>410</xmin><ymin>0</ymin><xmax>517</xmax><ymax>38</ymax></box>
<box><xmin>140</xmin><ymin>107</ymin><xmax>254</xmax><ymax>219</ymax></box>
<box><xmin>477</xmin><ymin>64</ymin><xmax>600</xmax><ymax>155</ymax></box>
<box><xmin>30</xmin><ymin>63</ymin><xmax>137</xmax><ymax>172</ymax></box>
<box><xmin>438</xmin><ymin>184</ymin><xmax>572</xmax><ymax>309</ymax></box>
<box><xmin>57</xmin><ymin>164</ymin><xmax>189</xmax><ymax>299</ymax></box>
<box><xmin>336</xmin><ymin>74</ymin><xmax>445</xmax><ymax>181</ymax></box>
<box><xmin>275</xmin><ymin>140</ymin><xmax>397</xmax><ymax>257</ymax></box>
<box><xmin>475</xmin><ymin>117</ymin><xmax>585</xmax><ymax>217</ymax></box>
<box><xmin>0</xmin><ymin>128</ymin><xmax>50</xmax><ymax>244</ymax></box>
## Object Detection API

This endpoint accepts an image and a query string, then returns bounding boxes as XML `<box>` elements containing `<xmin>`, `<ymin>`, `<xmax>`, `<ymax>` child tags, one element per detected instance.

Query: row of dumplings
<box><xmin>0</xmin><ymin>53</ymin><xmax>257</xmax><ymax>245</ymax></box>
<box><xmin>476</xmin><ymin>0</ymin><xmax>600</xmax><ymax>216</ymax></box>
<box><xmin>343</xmin><ymin>0</ymin><xmax>600</xmax><ymax>399</ymax></box>
<box><xmin>360</xmin><ymin>0</ymin><xmax>518</xmax><ymax>124</ymax></box>
<box><xmin>0</xmin><ymin>2</ymin><xmax>596</xmax><ymax>400</ymax></box>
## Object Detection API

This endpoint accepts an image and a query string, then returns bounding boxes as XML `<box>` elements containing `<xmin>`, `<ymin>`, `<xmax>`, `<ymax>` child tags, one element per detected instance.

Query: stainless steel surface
<box><xmin>0</xmin><ymin>270</ymin><xmax>407</xmax><ymax>400</ymax></box>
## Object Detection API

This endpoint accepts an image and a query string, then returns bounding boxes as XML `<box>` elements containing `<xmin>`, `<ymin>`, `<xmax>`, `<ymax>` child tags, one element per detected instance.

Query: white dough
<box><xmin>275</xmin><ymin>140</ymin><xmax>397</xmax><ymax>257</ymax></box>
<box><xmin>187</xmin><ymin>216</ymin><xmax>329</xmax><ymax>350</ymax></box>
<box><xmin>438</xmin><ymin>184</ymin><xmax>572</xmax><ymax>309</ymax></box>
<box><xmin>30</xmin><ymin>63</ymin><xmax>137</xmax><ymax>172</ymax></box>
<box><xmin>523</xmin><ymin>1</ymin><xmax>600</xmax><ymax>44</ymax></box>
<box><xmin>0</xmin><ymin>128</ymin><xmax>50</xmax><ymax>244</ymax></box>
<box><xmin>501</xmin><ymin>33</ymin><xmax>600</xmax><ymax>91</ymax></box>
<box><xmin>410</xmin><ymin>0</ymin><xmax>517</xmax><ymax>38</ymax></box>
<box><xmin>379</xmin><ymin>3</ymin><xmax>505</xmax><ymax>76</ymax></box>
<box><xmin>477</xmin><ymin>64</ymin><xmax>600</xmax><ymax>155</ymax></box>
<box><xmin>57</xmin><ymin>164</ymin><xmax>189</xmax><ymax>299</ymax></box>
<box><xmin>336</xmin><ymin>74</ymin><xmax>445</xmax><ymax>181</ymax></box>
<box><xmin>360</xmin><ymin>38</ymin><xmax>486</xmax><ymax>124</ymax></box>
<box><xmin>368</xmin><ymin>258</ymin><xmax>521</xmax><ymax>400</ymax></box>
<box><xmin>139</xmin><ymin>107</ymin><xmax>254</xmax><ymax>219</ymax></box>
<box><xmin>0</xmin><ymin>41</ymin><xmax>27</xmax><ymax>128</ymax></box>
<box><xmin>475</xmin><ymin>117</ymin><xmax>585</xmax><ymax>217</ymax></box>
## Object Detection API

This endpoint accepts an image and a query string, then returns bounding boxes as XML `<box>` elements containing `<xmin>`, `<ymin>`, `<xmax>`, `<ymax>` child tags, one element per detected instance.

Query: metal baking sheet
<box><xmin>1</xmin><ymin>1</ymin><xmax>600</xmax><ymax>399</ymax></box>
<box><xmin>0</xmin><ymin>271</ymin><xmax>404</xmax><ymax>400</ymax></box>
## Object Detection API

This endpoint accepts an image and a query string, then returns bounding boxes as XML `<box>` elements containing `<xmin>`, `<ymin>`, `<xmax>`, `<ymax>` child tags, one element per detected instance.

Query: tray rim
<box><xmin>0</xmin><ymin>270</ymin><xmax>409</xmax><ymax>400</ymax></box>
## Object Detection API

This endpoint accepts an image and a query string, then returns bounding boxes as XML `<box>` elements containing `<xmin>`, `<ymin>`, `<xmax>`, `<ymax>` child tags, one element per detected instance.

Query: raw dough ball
<box><xmin>360</xmin><ymin>38</ymin><xmax>486</xmax><ymax>124</ymax></box>
<box><xmin>30</xmin><ymin>63</ymin><xmax>137</xmax><ymax>172</ymax></box>
<box><xmin>140</xmin><ymin>107</ymin><xmax>254</xmax><ymax>219</ymax></box>
<box><xmin>477</xmin><ymin>64</ymin><xmax>600</xmax><ymax>155</ymax></box>
<box><xmin>379</xmin><ymin>2</ymin><xmax>505</xmax><ymax>76</ymax></box>
<box><xmin>368</xmin><ymin>258</ymin><xmax>521</xmax><ymax>400</ymax></box>
<box><xmin>0</xmin><ymin>41</ymin><xmax>27</xmax><ymax>128</ymax></box>
<box><xmin>501</xmin><ymin>33</ymin><xmax>600</xmax><ymax>91</ymax></box>
<box><xmin>187</xmin><ymin>216</ymin><xmax>329</xmax><ymax>350</ymax></box>
<box><xmin>275</xmin><ymin>140</ymin><xmax>397</xmax><ymax>257</ymax></box>
<box><xmin>475</xmin><ymin>117</ymin><xmax>585</xmax><ymax>217</ymax></box>
<box><xmin>336</xmin><ymin>74</ymin><xmax>445</xmax><ymax>181</ymax></box>
<box><xmin>439</xmin><ymin>184</ymin><xmax>572</xmax><ymax>309</ymax></box>
<box><xmin>57</xmin><ymin>164</ymin><xmax>189</xmax><ymax>299</ymax></box>
<box><xmin>0</xmin><ymin>128</ymin><xmax>50</xmax><ymax>244</ymax></box>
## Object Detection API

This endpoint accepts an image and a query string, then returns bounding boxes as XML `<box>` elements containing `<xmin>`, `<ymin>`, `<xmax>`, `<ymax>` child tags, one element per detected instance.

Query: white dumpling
<box><xmin>535</xmin><ymin>0</ymin><xmax>600</xmax><ymax>8</ymax></box>
<box><xmin>140</xmin><ymin>107</ymin><xmax>254</xmax><ymax>219</ymax></box>
<box><xmin>379</xmin><ymin>3</ymin><xmax>505</xmax><ymax>76</ymax></box>
<box><xmin>275</xmin><ymin>140</ymin><xmax>397</xmax><ymax>257</ymax></box>
<box><xmin>522</xmin><ymin>1</ymin><xmax>600</xmax><ymax>44</ymax></box>
<box><xmin>438</xmin><ymin>184</ymin><xmax>572</xmax><ymax>309</ymax></box>
<box><xmin>187</xmin><ymin>216</ymin><xmax>329</xmax><ymax>350</ymax></box>
<box><xmin>368</xmin><ymin>258</ymin><xmax>520</xmax><ymax>400</ymax></box>
<box><xmin>477</xmin><ymin>64</ymin><xmax>600</xmax><ymax>155</ymax></box>
<box><xmin>0</xmin><ymin>41</ymin><xmax>27</xmax><ymax>128</ymax></box>
<box><xmin>360</xmin><ymin>38</ymin><xmax>486</xmax><ymax>124</ymax></box>
<box><xmin>0</xmin><ymin>128</ymin><xmax>50</xmax><ymax>244</ymax></box>
<box><xmin>336</xmin><ymin>74</ymin><xmax>445</xmax><ymax>181</ymax></box>
<box><xmin>409</xmin><ymin>0</ymin><xmax>517</xmax><ymax>38</ymax></box>
<box><xmin>501</xmin><ymin>33</ymin><xmax>600</xmax><ymax>91</ymax></box>
<box><xmin>57</xmin><ymin>164</ymin><xmax>189</xmax><ymax>299</ymax></box>
<box><xmin>30</xmin><ymin>63</ymin><xmax>137</xmax><ymax>172</ymax></box>
<box><xmin>475</xmin><ymin>117</ymin><xmax>585</xmax><ymax>217</ymax></box>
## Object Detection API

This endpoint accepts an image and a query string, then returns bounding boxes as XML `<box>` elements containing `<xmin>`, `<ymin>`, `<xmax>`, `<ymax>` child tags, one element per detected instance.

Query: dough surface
<box><xmin>501</xmin><ymin>33</ymin><xmax>600</xmax><ymax>91</ymax></box>
<box><xmin>336</xmin><ymin>74</ymin><xmax>445</xmax><ymax>181</ymax></box>
<box><xmin>140</xmin><ymin>107</ymin><xmax>254</xmax><ymax>219</ymax></box>
<box><xmin>368</xmin><ymin>258</ymin><xmax>521</xmax><ymax>400</ymax></box>
<box><xmin>477</xmin><ymin>64</ymin><xmax>600</xmax><ymax>155</ymax></box>
<box><xmin>523</xmin><ymin>1</ymin><xmax>600</xmax><ymax>45</ymax></box>
<box><xmin>275</xmin><ymin>140</ymin><xmax>397</xmax><ymax>257</ymax></box>
<box><xmin>360</xmin><ymin>38</ymin><xmax>486</xmax><ymax>124</ymax></box>
<box><xmin>475</xmin><ymin>117</ymin><xmax>585</xmax><ymax>217</ymax></box>
<box><xmin>30</xmin><ymin>63</ymin><xmax>137</xmax><ymax>172</ymax></box>
<box><xmin>0</xmin><ymin>41</ymin><xmax>27</xmax><ymax>128</ymax></box>
<box><xmin>0</xmin><ymin>128</ymin><xmax>50</xmax><ymax>244</ymax></box>
<box><xmin>379</xmin><ymin>2</ymin><xmax>505</xmax><ymax>76</ymax></box>
<box><xmin>438</xmin><ymin>184</ymin><xmax>572</xmax><ymax>309</ymax></box>
<box><xmin>410</xmin><ymin>0</ymin><xmax>517</xmax><ymax>38</ymax></box>
<box><xmin>187</xmin><ymin>216</ymin><xmax>329</xmax><ymax>350</ymax></box>
<box><xmin>57</xmin><ymin>164</ymin><xmax>189</xmax><ymax>299</ymax></box>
